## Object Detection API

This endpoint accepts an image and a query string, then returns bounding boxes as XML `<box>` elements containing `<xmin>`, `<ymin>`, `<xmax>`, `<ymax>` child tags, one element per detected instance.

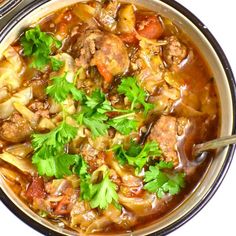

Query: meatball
<box><xmin>91</xmin><ymin>33</ymin><xmax>130</xmax><ymax>76</ymax></box>
<box><xmin>0</xmin><ymin>113</ymin><xmax>33</xmax><ymax>143</ymax></box>
<box><xmin>149</xmin><ymin>115</ymin><xmax>179</xmax><ymax>165</ymax></box>
<box><xmin>163</xmin><ymin>36</ymin><xmax>187</xmax><ymax>70</ymax></box>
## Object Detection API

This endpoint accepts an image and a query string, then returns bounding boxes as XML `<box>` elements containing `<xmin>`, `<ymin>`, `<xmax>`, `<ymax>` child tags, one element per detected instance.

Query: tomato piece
<box><xmin>136</xmin><ymin>12</ymin><xmax>164</xmax><ymax>39</ymax></box>
<box><xmin>119</xmin><ymin>32</ymin><xmax>139</xmax><ymax>44</ymax></box>
<box><xmin>54</xmin><ymin>187</ymin><xmax>73</xmax><ymax>215</ymax></box>
<box><xmin>26</xmin><ymin>176</ymin><xmax>45</xmax><ymax>200</ymax></box>
<box><xmin>97</xmin><ymin>63</ymin><xmax>113</xmax><ymax>83</ymax></box>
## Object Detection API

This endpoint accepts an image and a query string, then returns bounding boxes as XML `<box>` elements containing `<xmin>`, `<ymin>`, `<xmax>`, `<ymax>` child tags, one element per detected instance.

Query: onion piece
<box><xmin>38</xmin><ymin>117</ymin><xmax>56</xmax><ymax>131</ymax></box>
<box><xmin>5</xmin><ymin>143</ymin><xmax>33</xmax><ymax>158</ymax></box>
<box><xmin>118</xmin><ymin>192</ymin><xmax>167</xmax><ymax>217</ymax></box>
<box><xmin>13</xmin><ymin>102</ymin><xmax>39</xmax><ymax>128</ymax></box>
<box><xmin>0</xmin><ymin>152</ymin><xmax>36</xmax><ymax>175</ymax></box>
<box><xmin>117</xmin><ymin>4</ymin><xmax>135</xmax><ymax>34</ymax></box>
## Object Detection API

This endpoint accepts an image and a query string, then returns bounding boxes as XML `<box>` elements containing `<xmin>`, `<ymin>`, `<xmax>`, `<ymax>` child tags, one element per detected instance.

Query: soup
<box><xmin>0</xmin><ymin>0</ymin><xmax>220</xmax><ymax>234</ymax></box>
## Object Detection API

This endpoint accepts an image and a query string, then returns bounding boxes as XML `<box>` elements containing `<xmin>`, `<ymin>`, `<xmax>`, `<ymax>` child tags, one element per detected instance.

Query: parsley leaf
<box><xmin>74</xmin><ymin>89</ymin><xmax>113</xmax><ymax>137</ymax></box>
<box><xmin>107</xmin><ymin>113</ymin><xmax>138</xmax><ymax>135</ymax></box>
<box><xmin>46</xmin><ymin>73</ymin><xmax>85</xmax><ymax>103</ymax></box>
<box><xmin>113</xmin><ymin>141</ymin><xmax>162</xmax><ymax>173</ymax></box>
<box><xmin>85</xmin><ymin>89</ymin><xmax>113</xmax><ymax>114</ymax></box>
<box><xmin>144</xmin><ymin>161</ymin><xmax>185</xmax><ymax>198</ymax></box>
<box><xmin>117</xmin><ymin>77</ymin><xmax>154</xmax><ymax>115</ymax></box>
<box><xmin>21</xmin><ymin>26</ymin><xmax>62</xmax><ymax>71</ymax></box>
<box><xmin>90</xmin><ymin>171</ymin><xmax>118</xmax><ymax>209</ymax></box>
<box><xmin>73</xmin><ymin>155</ymin><xmax>93</xmax><ymax>201</ymax></box>
<box><xmin>33</xmin><ymin>153</ymin><xmax>79</xmax><ymax>178</ymax></box>
<box><xmin>32</xmin><ymin>121</ymin><xmax>78</xmax><ymax>177</ymax></box>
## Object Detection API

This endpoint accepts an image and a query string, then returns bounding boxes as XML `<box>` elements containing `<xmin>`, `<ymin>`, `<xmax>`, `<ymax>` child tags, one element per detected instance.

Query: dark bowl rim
<box><xmin>0</xmin><ymin>0</ymin><xmax>235</xmax><ymax>236</ymax></box>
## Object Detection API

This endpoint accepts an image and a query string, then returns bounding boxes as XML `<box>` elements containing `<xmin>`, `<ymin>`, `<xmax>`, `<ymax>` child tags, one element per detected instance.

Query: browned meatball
<box><xmin>0</xmin><ymin>113</ymin><xmax>33</xmax><ymax>143</ymax></box>
<box><xmin>149</xmin><ymin>115</ymin><xmax>179</xmax><ymax>166</ymax></box>
<box><xmin>91</xmin><ymin>33</ymin><xmax>130</xmax><ymax>76</ymax></box>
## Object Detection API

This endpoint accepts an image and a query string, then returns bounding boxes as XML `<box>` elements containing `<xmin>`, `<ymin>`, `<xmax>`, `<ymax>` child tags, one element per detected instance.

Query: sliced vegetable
<box><xmin>117</xmin><ymin>4</ymin><xmax>135</xmax><ymax>34</ymax></box>
<box><xmin>0</xmin><ymin>152</ymin><xmax>36</xmax><ymax>175</ymax></box>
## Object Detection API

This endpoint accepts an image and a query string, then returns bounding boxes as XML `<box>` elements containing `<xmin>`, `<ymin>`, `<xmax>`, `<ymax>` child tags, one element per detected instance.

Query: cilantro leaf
<box><xmin>21</xmin><ymin>26</ymin><xmax>62</xmax><ymax>71</ymax></box>
<box><xmin>117</xmin><ymin>77</ymin><xmax>154</xmax><ymax>115</ymax></box>
<box><xmin>108</xmin><ymin>113</ymin><xmax>138</xmax><ymax>135</ymax></box>
<box><xmin>74</xmin><ymin>89</ymin><xmax>113</xmax><ymax>137</ymax></box>
<box><xmin>32</xmin><ymin>153</ymin><xmax>79</xmax><ymax>178</ymax></box>
<box><xmin>32</xmin><ymin>121</ymin><xmax>78</xmax><ymax>177</ymax></box>
<box><xmin>144</xmin><ymin>162</ymin><xmax>185</xmax><ymax>198</ymax></box>
<box><xmin>113</xmin><ymin>141</ymin><xmax>162</xmax><ymax>173</ymax></box>
<box><xmin>51</xmin><ymin>57</ymin><xmax>64</xmax><ymax>71</ymax></box>
<box><xmin>46</xmin><ymin>73</ymin><xmax>84</xmax><ymax>103</ymax></box>
<box><xmin>83</xmin><ymin>113</ymin><xmax>110</xmax><ymax>137</ymax></box>
<box><xmin>85</xmin><ymin>89</ymin><xmax>113</xmax><ymax>114</ymax></box>
<box><xmin>90</xmin><ymin>171</ymin><xmax>118</xmax><ymax>209</ymax></box>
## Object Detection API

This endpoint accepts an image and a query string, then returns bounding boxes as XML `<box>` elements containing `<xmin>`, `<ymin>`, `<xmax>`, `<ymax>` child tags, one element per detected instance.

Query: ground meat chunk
<box><xmin>28</xmin><ymin>101</ymin><xmax>50</xmax><ymax>118</ymax></box>
<box><xmin>149</xmin><ymin>115</ymin><xmax>179</xmax><ymax>165</ymax></box>
<box><xmin>0</xmin><ymin>113</ymin><xmax>33</xmax><ymax>143</ymax></box>
<box><xmin>74</xmin><ymin>30</ymin><xmax>104</xmax><ymax>68</ymax></box>
<box><xmin>163</xmin><ymin>36</ymin><xmax>187</xmax><ymax>70</ymax></box>
<box><xmin>81</xmin><ymin>143</ymin><xmax>105</xmax><ymax>172</ymax></box>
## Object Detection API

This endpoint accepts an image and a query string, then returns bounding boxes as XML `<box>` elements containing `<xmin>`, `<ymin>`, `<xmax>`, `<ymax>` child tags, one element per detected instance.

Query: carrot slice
<box><xmin>119</xmin><ymin>32</ymin><xmax>139</xmax><ymax>44</ymax></box>
<box><xmin>97</xmin><ymin>63</ymin><xmax>113</xmax><ymax>83</ymax></box>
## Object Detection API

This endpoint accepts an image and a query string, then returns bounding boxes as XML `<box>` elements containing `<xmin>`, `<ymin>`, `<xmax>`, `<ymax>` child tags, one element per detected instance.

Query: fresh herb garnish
<box><xmin>107</xmin><ymin>113</ymin><xmax>138</xmax><ymax>135</ymax></box>
<box><xmin>46</xmin><ymin>73</ymin><xmax>85</xmax><ymax>103</ymax></box>
<box><xmin>117</xmin><ymin>77</ymin><xmax>154</xmax><ymax>115</ymax></box>
<box><xmin>113</xmin><ymin>141</ymin><xmax>162</xmax><ymax>174</ymax></box>
<box><xmin>74</xmin><ymin>89</ymin><xmax>113</xmax><ymax>137</ymax></box>
<box><xmin>21</xmin><ymin>26</ymin><xmax>62</xmax><ymax>71</ymax></box>
<box><xmin>32</xmin><ymin>121</ymin><xmax>78</xmax><ymax>178</ymax></box>
<box><xmin>144</xmin><ymin>161</ymin><xmax>185</xmax><ymax>198</ymax></box>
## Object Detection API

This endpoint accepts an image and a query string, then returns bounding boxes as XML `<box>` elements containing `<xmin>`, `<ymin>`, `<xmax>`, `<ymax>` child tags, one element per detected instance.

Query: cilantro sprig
<box><xmin>32</xmin><ymin>121</ymin><xmax>78</xmax><ymax>178</ymax></box>
<box><xmin>74</xmin><ymin>163</ymin><xmax>119</xmax><ymax>210</ymax></box>
<box><xmin>107</xmin><ymin>113</ymin><xmax>138</xmax><ymax>135</ymax></box>
<box><xmin>46</xmin><ymin>73</ymin><xmax>85</xmax><ymax>103</ymax></box>
<box><xmin>144</xmin><ymin>161</ymin><xmax>185</xmax><ymax>198</ymax></box>
<box><xmin>117</xmin><ymin>77</ymin><xmax>154</xmax><ymax>115</ymax></box>
<box><xmin>21</xmin><ymin>26</ymin><xmax>62</xmax><ymax>71</ymax></box>
<box><xmin>113</xmin><ymin>141</ymin><xmax>162</xmax><ymax>174</ymax></box>
<box><xmin>73</xmin><ymin>89</ymin><xmax>137</xmax><ymax>137</ymax></box>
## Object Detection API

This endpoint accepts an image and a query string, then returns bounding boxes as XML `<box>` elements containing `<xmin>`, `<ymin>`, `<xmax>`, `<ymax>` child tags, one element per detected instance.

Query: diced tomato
<box><xmin>136</xmin><ymin>13</ymin><xmax>164</xmax><ymax>39</ymax></box>
<box><xmin>54</xmin><ymin>187</ymin><xmax>73</xmax><ymax>215</ymax></box>
<box><xmin>26</xmin><ymin>176</ymin><xmax>45</xmax><ymax>201</ymax></box>
<box><xmin>97</xmin><ymin>63</ymin><xmax>113</xmax><ymax>83</ymax></box>
<box><xmin>119</xmin><ymin>32</ymin><xmax>139</xmax><ymax>44</ymax></box>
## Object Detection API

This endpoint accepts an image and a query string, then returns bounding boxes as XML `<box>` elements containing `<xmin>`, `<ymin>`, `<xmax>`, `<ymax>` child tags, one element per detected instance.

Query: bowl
<box><xmin>0</xmin><ymin>0</ymin><xmax>235</xmax><ymax>235</ymax></box>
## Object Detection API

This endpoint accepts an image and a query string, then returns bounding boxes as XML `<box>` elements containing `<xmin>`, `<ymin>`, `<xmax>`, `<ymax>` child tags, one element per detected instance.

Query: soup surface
<box><xmin>0</xmin><ymin>0</ymin><xmax>220</xmax><ymax>234</ymax></box>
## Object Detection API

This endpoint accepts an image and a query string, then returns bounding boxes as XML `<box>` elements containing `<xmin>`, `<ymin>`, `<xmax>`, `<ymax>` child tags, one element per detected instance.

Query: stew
<box><xmin>0</xmin><ymin>0</ymin><xmax>220</xmax><ymax>234</ymax></box>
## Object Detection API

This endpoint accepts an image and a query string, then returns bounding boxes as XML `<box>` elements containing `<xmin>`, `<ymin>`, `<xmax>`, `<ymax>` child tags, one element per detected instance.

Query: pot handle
<box><xmin>0</xmin><ymin>0</ymin><xmax>23</xmax><ymax>19</ymax></box>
